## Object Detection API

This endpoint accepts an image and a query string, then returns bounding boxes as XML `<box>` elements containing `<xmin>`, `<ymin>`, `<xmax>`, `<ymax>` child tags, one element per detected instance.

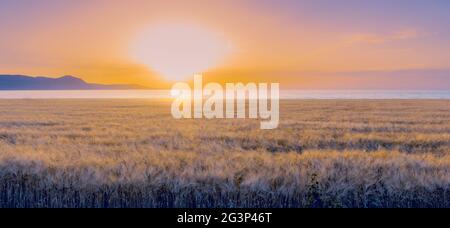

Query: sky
<box><xmin>1</xmin><ymin>0</ymin><xmax>450</xmax><ymax>89</ymax></box>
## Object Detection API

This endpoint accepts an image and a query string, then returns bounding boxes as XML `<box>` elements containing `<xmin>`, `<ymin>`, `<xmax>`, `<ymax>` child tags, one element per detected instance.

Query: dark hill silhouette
<box><xmin>0</xmin><ymin>75</ymin><xmax>148</xmax><ymax>90</ymax></box>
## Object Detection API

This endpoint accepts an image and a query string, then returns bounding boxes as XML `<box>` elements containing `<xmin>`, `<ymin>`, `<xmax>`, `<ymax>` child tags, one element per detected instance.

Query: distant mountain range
<box><xmin>0</xmin><ymin>75</ymin><xmax>148</xmax><ymax>90</ymax></box>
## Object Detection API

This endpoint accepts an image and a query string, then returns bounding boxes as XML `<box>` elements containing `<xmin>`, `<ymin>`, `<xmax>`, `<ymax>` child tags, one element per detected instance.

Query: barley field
<box><xmin>0</xmin><ymin>99</ymin><xmax>449</xmax><ymax>208</ymax></box>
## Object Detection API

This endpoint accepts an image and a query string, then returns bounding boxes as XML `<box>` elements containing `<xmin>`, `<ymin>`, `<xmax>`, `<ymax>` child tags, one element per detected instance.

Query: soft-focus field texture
<box><xmin>0</xmin><ymin>99</ymin><xmax>449</xmax><ymax>208</ymax></box>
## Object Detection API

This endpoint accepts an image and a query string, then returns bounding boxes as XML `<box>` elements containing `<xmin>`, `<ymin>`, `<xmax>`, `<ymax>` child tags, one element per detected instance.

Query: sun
<box><xmin>131</xmin><ymin>22</ymin><xmax>232</xmax><ymax>82</ymax></box>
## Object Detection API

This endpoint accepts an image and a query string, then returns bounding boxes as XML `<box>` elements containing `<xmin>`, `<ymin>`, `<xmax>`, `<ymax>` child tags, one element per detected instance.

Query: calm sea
<box><xmin>0</xmin><ymin>90</ymin><xmax>449</xmax><ymax>99</ymax></box>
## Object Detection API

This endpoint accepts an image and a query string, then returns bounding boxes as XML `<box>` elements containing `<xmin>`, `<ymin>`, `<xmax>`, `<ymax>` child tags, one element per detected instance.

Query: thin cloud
<box><xmin>348</xmin><ymin>28</ymin><xmax>422</xmax><ymax>44</ymax></box>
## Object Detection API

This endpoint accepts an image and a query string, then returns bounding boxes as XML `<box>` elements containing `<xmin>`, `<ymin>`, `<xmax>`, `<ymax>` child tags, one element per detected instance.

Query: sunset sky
<box><xmin>1</xmin><ymin>0</ymin><xmax>450</xmax><ymax>89</ymax></box>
